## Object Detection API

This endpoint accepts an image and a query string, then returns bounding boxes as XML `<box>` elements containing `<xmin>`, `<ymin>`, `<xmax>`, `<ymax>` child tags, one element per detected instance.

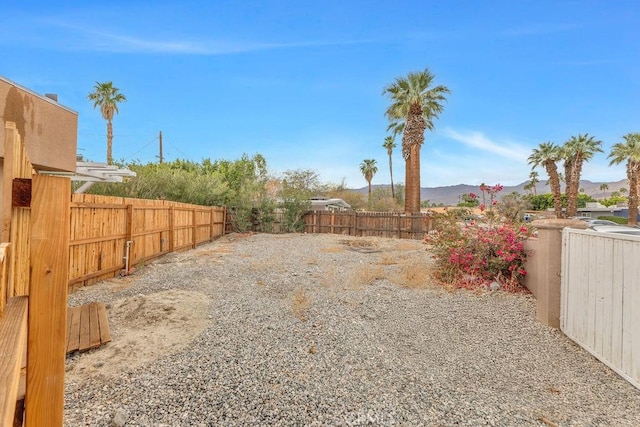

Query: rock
<box><xmin>112</xmin><ymin>408</ymin><xmax>128</xmax><ymax>427</ymax></box>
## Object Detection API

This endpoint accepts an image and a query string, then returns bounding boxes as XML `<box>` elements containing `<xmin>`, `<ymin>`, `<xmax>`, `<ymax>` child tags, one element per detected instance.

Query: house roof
<box><xmin>310</xmin><ymin>198</ymin><xmax>351</xmax><ymax>210</ymax></box>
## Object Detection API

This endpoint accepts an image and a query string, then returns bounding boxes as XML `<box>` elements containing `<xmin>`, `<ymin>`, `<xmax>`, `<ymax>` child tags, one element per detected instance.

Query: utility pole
<box><xmin>159</xmin><ymin>130</ymin><xmax>163</xmax><ymax>164</ymax></box>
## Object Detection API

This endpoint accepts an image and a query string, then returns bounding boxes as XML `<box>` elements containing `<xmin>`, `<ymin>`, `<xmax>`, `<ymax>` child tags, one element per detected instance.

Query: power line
<box><xmin>122</xmin><ymin>136</ymin><xmax>158</xmax><ymax>161</ymax></box>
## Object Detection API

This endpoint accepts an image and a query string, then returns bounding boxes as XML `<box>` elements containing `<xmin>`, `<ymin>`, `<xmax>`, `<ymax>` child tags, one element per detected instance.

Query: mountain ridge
<box><xmin>353</xmin><ymin>179</ymin><xmax>629</xmax><ymax>206</ymax></box>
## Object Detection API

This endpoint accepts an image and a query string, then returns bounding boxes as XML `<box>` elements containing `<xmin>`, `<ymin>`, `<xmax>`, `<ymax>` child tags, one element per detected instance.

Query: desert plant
<box><xmin>426</xmin><ymin>213</ymin><xmax>532</xmax><ymax>292</ymax></box>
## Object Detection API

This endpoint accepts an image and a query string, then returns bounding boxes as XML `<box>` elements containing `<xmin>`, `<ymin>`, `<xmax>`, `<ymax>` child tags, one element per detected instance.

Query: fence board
<box><xmin>69</xmin><ymin>195</ymin><xmax>225</xmax><ymax>288</ymax></box>
<box><xmin>26</xmin><ymin>175</ymin><xmax>70</xmax><ymax>426</ymax></box>
<box><xmin>302</xmin><ymin>211</ymin><xmax>433</xmax><ymax>240</ymax></box>
<box><xmin>562</xmin><ymin>228</ymin><xmax>640</xmax><ymax>390</ymax></box>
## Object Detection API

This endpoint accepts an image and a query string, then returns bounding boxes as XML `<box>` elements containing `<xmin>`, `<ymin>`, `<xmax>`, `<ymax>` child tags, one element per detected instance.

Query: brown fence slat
<box><xmin>69</xmin><ymin>194</ymin><xmax>226</xmax><ymax>288</ymax></box>
<box><xmin>303</xmin><ymin>211</ymin><xmax>433</xmax><ymax>240</ymax></box>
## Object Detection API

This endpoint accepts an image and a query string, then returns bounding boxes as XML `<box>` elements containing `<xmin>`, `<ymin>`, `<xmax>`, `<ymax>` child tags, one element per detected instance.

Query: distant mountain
<box><xmin>354</xmin><ymin>179</ymin><xmax>629</xmax><ymax>206</ymax></box>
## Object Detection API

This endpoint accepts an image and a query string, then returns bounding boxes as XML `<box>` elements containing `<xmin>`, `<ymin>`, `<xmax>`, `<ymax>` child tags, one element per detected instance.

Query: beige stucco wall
<box><xmin>0</xmin><ymin>77</ymin><xmax>78</xmax><ymax>172</ymax></box>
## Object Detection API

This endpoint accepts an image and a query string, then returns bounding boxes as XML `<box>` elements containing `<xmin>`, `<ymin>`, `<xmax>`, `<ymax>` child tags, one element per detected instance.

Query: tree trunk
<box><xmin>568</xmin><ymin>158</ymin><xmax>584</xmax><ymax>217</ymax></box>
<box><xmin>107</xmin><ymin>119</ymin><xmax>113</xmax><ymax>165</ymax></box>
<box><xmin>546</xmin><ymin>161</ymin><xmax>564</xmax><ymax>219</ymax></box>
<box><xmin>408</xmin><ymin>144</ymin><xmax>421</xmax><ymax>213</ymax></box>
<box><xmin>402</xmin><ymin>103</ymin><xmax>426</xmax><ymax>213</ymax></box>
<box><xmin>628</xmin><ymin>162</ymin><xmax>639</xmax><ymax>226</ymax></box>
<box><xmin>388</xmin><ymin>153</ymin><xmax>395</xmax><ymax>200</ymax></box>
<box><xmin>563</xmin><ymin>158</ymin><xmax>574</xmax><ymax>217</ymax></box>
<box><xmin>367</xmin><ymin>180</ymin><xmax>372</xmax><ymax>208</ymax></box>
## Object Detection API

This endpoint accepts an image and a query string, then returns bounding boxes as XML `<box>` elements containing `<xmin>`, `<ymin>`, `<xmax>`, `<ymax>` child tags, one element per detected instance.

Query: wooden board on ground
<box><xmin>66</xmin><ymin>302</ymin><xmax>111</xmax><ymax>354</ymax></box>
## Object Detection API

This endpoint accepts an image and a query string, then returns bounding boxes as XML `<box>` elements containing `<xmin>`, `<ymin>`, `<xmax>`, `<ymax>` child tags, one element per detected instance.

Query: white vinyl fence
<box><xmin>561</xmin><ymin>228</ymin><xmax>640</xmax><ymax>390</ymax></box>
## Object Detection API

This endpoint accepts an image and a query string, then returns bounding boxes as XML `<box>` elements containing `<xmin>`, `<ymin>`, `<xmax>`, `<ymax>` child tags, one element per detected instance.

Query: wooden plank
<box><xmin>78</xmin><ymin>304</ymin><xmax>91</xmax><ymax>352</ymax></box>
<box><xmin>97</xmin><ymin>303</ymin><xmax>112</xmax><ymax>344</ymax></box>
<box><xmin>88</xmin><ymin>303</ymin><xmax>101</xmax><ymax>348</ymax></box>
<box><xmin>66</xmin><ymin>306</ymin><xmax>81</xmax><ymax>354</ymax></box>
<box><xmin>0</xmin><ymin>296</ymin><xmax>28</xmax><ymax>427</ymax></box>
<box><xmin>26</xmin><ymin>175</ymin><xmax>70</xmax><ymax>427</ymax></box>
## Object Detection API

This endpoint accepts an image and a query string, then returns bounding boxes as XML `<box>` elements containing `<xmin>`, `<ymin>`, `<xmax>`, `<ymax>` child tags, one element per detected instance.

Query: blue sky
<box><xmin>2</xmin><ymin>1</ymin><xmax>639</xmax><ymax>189</ymax></box>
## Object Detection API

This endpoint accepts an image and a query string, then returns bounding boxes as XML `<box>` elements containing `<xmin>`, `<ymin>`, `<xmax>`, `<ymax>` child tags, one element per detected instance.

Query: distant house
<box><xmin>310</xmin><ymin>197</ymin><xmax>351</xmax><ymax>212</ymax></box>
<box><xmin>577</xmin><ymin>202</ymin><xmax>628</xmax><ymax>219</ymax></box>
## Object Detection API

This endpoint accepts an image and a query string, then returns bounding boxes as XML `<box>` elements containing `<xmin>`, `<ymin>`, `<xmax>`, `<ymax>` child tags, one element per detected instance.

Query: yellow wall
<box><xmin>0</xmin><ymin>77</ymin><xmax>78</xmax><ymax>172</ymax></box>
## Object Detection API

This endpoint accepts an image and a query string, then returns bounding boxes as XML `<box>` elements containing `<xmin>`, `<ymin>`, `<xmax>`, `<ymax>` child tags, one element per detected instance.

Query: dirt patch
<box><xmin>65</xmin><ymin>289</ymin><xmax>211</xmax><ymax>382</ymax></box>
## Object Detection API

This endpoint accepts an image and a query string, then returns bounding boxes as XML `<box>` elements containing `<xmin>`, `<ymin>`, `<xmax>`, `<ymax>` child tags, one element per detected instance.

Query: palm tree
<box><xmin>88</xmin><ymin>81</ymin><xmax>127</xmax><ymax>165</ymax></box>
<box><xmin>562</xmin><ymin>134</ymin><xmax>603</xmax><ymax>217</ymax></box>
<box><xmin>608</xmin><ymin>133</ymin><xmax>640</xmax><ymax>225</ymax></box>
<box><xmin>528</xmin><ymin>170</ymin><xmax>539</xmax><ymax>195</ymax></box>
<box><xmin>382</xmin><ymin>136</ymin><xmax>397</xmax><ymax>200</ymax></box>
<box><xmin>528</xmin><ymin>142</ymin><xmax>563</xmax><ymax>218</ymax></box>
<box><xmin>599</xmin><ymin>183</ymin><xmax>609</xmax><ymax>199</ymax></box>
<box><xmin>360</xmin><ymin>159</ymin><xmax>378</xmax><ymax>207</ymax></box>
<box><xmin>383</xmin><ymin>68</ymin><xmax>450</xmax><ymax>213</ymax></box>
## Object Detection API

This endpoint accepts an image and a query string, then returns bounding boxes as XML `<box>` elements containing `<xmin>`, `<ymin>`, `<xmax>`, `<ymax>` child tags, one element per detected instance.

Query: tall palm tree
<box><xmin>383</xmin><ymin>68</ymin><xmax>450</xmax><ymax>213</ymax></box>
<box><xmin>88</xmin><ymin>81</ymin><xmax>127</xmax><ymax>165</ymax></box>
<box><xmin>528</xmin><ymin>170</ymin><xmax>539</xmax><ymax>195</ymax></box>
<box><xmin>599</xmin><ymin>183</ymin><xmax>609</xmax><ymax>199</ymax></box>
<box><xmin>608</xmin><ymin>133</ymin><xmax>640</xmax><ymax>225</ymax></box>
<box><xmin>528</xmin><ymin>142</ymin><xmax>563</xmax><ymax>218</ymax></box>
<box><xmin>382</xmin><ymin>136</ymin><xmax>397</xmax><ymax>200</ymax></box>
<box><xmin>360</xmin><ymin>159</ymin><xmax>378</xmax><ymax>207</ymax></box>
<box><xmin>562</xmin><ymin>134</ymin><xmax>603</xmax><ymax>217</ymax></box>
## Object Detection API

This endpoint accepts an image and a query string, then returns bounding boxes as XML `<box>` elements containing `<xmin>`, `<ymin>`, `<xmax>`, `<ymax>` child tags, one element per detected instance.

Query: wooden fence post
<box><xmin>25</xmin><ymin>174</ymin><xmax>70</xmax><ymax>426</ymax></box>
<box><xmin>209</xmin><ymin>208</ymin><xmax>214</xmax><ymax>241</ymax></box>
<box><xmin>169</xmin><ymin>206</ymin><xmax>175</xmax><ymax>252</ymax></box>
<box><xmin>192</xmin><ymin>208</ymin><xmax>197</xmax><ymax>249</ymax></box>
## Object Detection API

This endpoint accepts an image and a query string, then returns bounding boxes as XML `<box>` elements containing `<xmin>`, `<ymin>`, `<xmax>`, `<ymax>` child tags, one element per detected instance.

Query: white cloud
<box><xmin>440</xmin><ymin>128</ymin><xmax>529</xmax><ymax>162</ymax></box>
<box><xmin>23</xmin><ymin>18</ymin><xmax>377</xmax><ymax>55</ymax></box>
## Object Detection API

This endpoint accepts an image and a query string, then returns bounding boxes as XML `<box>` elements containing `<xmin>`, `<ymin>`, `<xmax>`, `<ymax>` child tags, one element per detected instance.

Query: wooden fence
<box><xmin>69</xmin><ymin>194</ymin><xmax>226</xmax><ymax>289</ymax></box>
<box><xmin>0</xmin><ymin>122</ymin><xmax>70</xmax><ymax>425</ymax></box>
<box><xmin>561</xmin><ymin>228</ymin><xmax>640</xmax><ymax>390</ymax></box>
<box><xmin>303</xmin><ymin>211</ymin><xmax>434</xmax><ymax>239</ymax></box>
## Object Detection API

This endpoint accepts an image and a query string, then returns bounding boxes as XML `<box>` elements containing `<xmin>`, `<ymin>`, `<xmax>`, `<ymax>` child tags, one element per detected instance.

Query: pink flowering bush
<box><xmin>425</xmin><ymin>210</ymin><xmax>532</xmax><ymax>293</ymax></box>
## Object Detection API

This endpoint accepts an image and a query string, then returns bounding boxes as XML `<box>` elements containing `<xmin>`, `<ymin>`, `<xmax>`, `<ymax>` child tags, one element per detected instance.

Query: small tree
<box><xmin>360</xmin><ymin>159</ymin><xmax>378</xmax><ymax>207</ymax></box>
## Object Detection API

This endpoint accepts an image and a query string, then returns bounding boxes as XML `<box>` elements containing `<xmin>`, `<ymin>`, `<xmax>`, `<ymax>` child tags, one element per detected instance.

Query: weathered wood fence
<box><xmin>69</xmin><ymin>194</ymin><xmax>226</xmax><ymax>289</ymax></box>
<box><xmin>561</xmin><ymin>228</ymin><xmax>640</xmax><ymax>390</ymax></box>
<box><xmin>303</xmin><ymin>211</ymin><xmax>434</xmax><ymax>239</ymax></box>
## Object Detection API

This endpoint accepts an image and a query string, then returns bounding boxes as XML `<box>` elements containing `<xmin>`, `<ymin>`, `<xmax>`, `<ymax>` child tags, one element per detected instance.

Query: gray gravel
<box><xmin>65</xmin><ymin>233</ymin><xmax>640</xmax><ymax>426</ymax></box>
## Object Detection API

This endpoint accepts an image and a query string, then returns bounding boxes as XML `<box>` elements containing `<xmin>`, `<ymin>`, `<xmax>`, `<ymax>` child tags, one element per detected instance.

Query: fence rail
<box><xmin>303</xmin><ymin>211</ymin><xmax>434</xmax><ymax>239</ymax></box>
<box><xmin>561</xmin><ymin>228</ymin><xmax>640</xmax><ymax>390</ymax></box>
<box><xmin>69</xmin><ymin>194</ymin><xmax>226</xmax><ymax>289</ymax></box>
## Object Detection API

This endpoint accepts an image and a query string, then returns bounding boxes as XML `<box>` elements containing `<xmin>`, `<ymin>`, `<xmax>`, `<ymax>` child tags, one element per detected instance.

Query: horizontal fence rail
<box><xmin>561</xmin><ymin>228</ymin><xmax>640</xmax><ymax>390</ymax></box>
<box><xmin>303</xmin><ymin>211</ymin><xmax>434</xmax><ymax>240</ymax></box>
<box><xmin>69</xmin><ymin>194</ymin><xmax>226</xmax><ymax>289</ymax></box>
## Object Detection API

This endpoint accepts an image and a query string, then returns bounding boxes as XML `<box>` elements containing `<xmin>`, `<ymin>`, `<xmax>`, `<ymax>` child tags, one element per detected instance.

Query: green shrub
<box><xmin>596</xmin><ymin>215</ymin><xmax>628</xmax><ymax>224</ymax></box>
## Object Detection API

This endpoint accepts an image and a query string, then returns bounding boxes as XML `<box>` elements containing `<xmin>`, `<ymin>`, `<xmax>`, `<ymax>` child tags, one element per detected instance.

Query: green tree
<box><xmin>528</xmin><ymin>142</ymin><xmax>564</xmax><ymax>218</ymax></box>
<box><xmin>359</xmin><ymin>159</ymin><xmax>378</xmax><ymax>207</ymax></box>
<box><xmin>608</xmin><ymin>133</ymin><xmax>640</xmax><ymax>225</ymax></box>
<box><xmin>382</xmin><ymin>136</ymin><xmax>397</xmax><ymax>200</ymax></box>
<box><xmin>561</xmin><ymin>134</ymin><xmax>603</xmax><ymax>217</ymax></box>
<box><xmin>524</xmin><ymin>170</ymin><xmax>539</xmax><ymax>195</ymax></box>
<box><xmin>278</xmin><ymin>169</ymin><xmax>321</xmax><ymax>232</ymax></box>
<box><xmin>599</xmin><ymin>183</ymin><xmax>609</xmax><ymax>199</ymax></box>
<box><xmin>87</xmin><ymin>81</ymin><xmax>127</xmax><ymax>165</ymax></box>
<box><xmin>383</xmin><ymin>68</ymin><xmax>450</xmax><ymax>213</ymax></box>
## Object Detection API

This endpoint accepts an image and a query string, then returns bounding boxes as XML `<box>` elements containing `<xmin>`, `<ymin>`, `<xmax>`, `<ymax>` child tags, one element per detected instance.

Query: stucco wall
<box><xmin>0</xmin><ymin>77</ymin><xmax>77</xmax><ymax>172</ymax></box>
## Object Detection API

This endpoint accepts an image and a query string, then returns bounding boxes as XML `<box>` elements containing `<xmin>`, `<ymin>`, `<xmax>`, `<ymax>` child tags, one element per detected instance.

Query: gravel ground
<box><xmin>64</xmin><ymin>233</ymin><xmax>640</xmax><ymax>426</ymax></box>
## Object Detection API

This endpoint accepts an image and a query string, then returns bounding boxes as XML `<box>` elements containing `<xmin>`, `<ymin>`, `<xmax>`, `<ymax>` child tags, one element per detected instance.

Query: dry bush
<box><xmin>351</xmin><ymin>265</ymin><xmax>386</xmax><ymax>288</ymax></box>
<box><xmin>378</xmin><ymin>254</ymin><xmax>398</xmax><ymax>266</ymax></box>
<box><xmin>291</xmin><ymin>288</ymin><xmax>311</xmax><ymax>321</ymax></box>
<box><xmin>319</xmin><ymin>246</ymin><xmax>346</xmax><ymax>253</ymax></box>
<box><xmin>394</xmin><ymin>260</ymin><xmax>433</xmax><ymax>289</ymax></box>
<box><xmin>339</xmin><ymin>239</ymin><xmax>377</xmax><ymax>248</ymax></box>
<box><xmin>391</xmin><ymin>241</ymin><xmax>424</xmax><ymax>251</ymax></box>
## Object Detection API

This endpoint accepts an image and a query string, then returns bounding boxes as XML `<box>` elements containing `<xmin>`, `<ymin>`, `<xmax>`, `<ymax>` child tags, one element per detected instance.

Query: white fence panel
<box><xmin>561</xmin><ymin>228</ymin><xmax>640</xmax><ymax>390</ymax></box>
